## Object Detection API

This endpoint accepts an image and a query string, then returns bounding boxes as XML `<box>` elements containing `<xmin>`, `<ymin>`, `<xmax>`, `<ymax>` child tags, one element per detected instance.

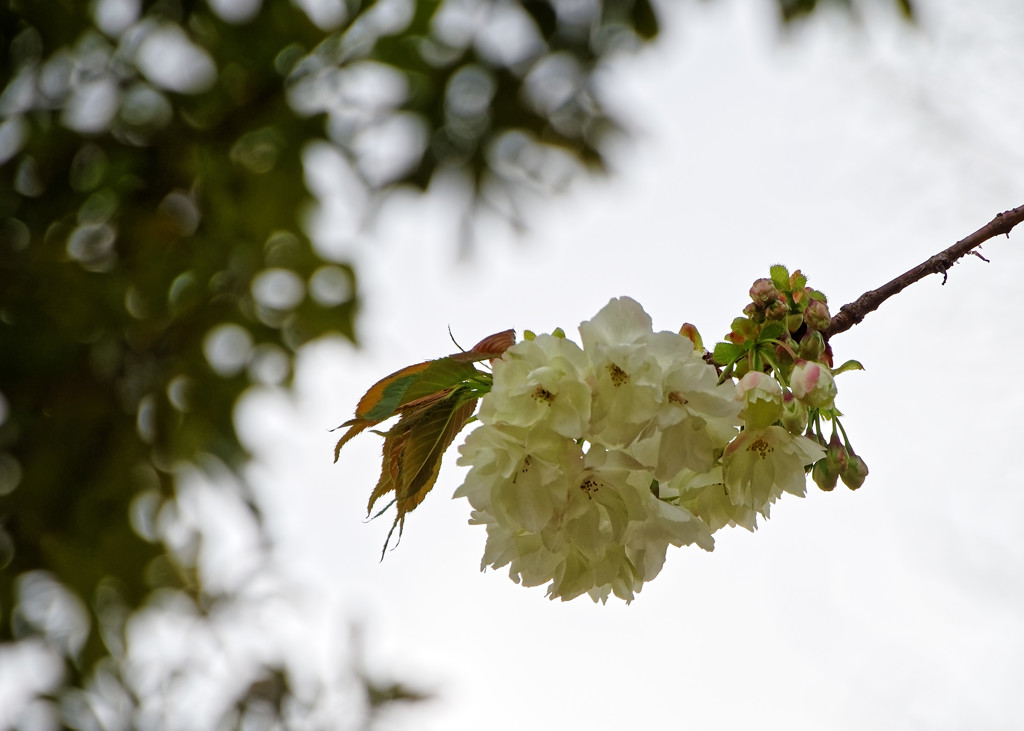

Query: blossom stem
<box><xmin>809</xmin><ymin>410</ymin><xmax>824</xmax><ymax>442</ymax></box>
<box><xmin>835</xmin><ymin>416</ymin><xmax>852</xmax><ymax>450</ymax></box>
<box><xmin>766</xmin><ymin>338</ymin><xmax>798</xmax><ymax>361</ymax></box>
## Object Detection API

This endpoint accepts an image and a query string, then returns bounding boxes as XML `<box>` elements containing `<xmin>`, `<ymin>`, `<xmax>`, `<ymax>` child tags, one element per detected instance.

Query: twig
<box><xmin>825</xmin><ymin>203</ymin><xmax>1024</xmax><ymax>339</ymax></box>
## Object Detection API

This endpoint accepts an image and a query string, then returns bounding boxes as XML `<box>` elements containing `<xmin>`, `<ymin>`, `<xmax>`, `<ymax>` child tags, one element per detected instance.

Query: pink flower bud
<box><xmin>841</xmin><ymin>454</ymin><xmax>869</xmax><ymax>490</ymax></box>
<box><xmin>825</xmin><ymin>434</ymin><xmax>849</xmax><ymax>475</ymax></box>
<box><xmin>742</xmin><ymin>302</ymin><xmax>765</xmax><ymax>323</ymax></box>
<box><xmin>790</xmin><ymin>360</ymin><xmax>837</xmax><ymax>409</ymax></box>
<box><xmin>765</xmin><ymin>300</ymin><xmax>789</xmax><ymax>321</ymax></box>
<box><xmin>736</xmin><ymin>371</ymin><xmax>782</xmax><ymax>430</ymax></box>
<box><xmin>803</xmin><ymin>299</ymin><xmax>831</xmax><ymax>332</ymax></box>
<box><xmin>749</xmin><ymin>278</ymin><xmax>779</xmax><ymax>306</ymax></box>
<box><xmin>812</xmin><ymin>458</ymin><xmax>837</xmax><ymax>491</ymax></box>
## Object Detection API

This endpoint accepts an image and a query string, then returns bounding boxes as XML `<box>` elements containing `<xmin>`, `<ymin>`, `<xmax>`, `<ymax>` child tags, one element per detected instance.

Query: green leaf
<box><xmin>770</xmin><ymin>264</ymin><xmax>790</xmax><ymax>291</ymax></box>
<box><xmin>333</xmin><ymin>362</ymin><xmax>431</xmax><ymax>459</ymax></box>
<box><xmin>759</xmin><ymin>321</ymin><xmax>787</xmax><ymax>342</ymax></box>
<box><xmin>713</xmin><ymin>341</ymin><xmax>746</xmax><ymax>366</ymax></box>
<box><xmin>368</xmin><ymin>390</ymin><xmax>479</xmax><ymax>555</ymax></box>
<box><xmin>334</xmin><ymin>329</ymin><xmax>512</xmax><ymax>459</ymax></box>
<box><xmin>397</xmin><ymin>393</ymin><xmax>478</xmax><ymax>507</ymax></box>
<box><xmin>359</xmin><ymin>364</ymin><xmax>437</xmax><ymax>422</ymax></box>
<box><xmin>731</xmin><ymin>317</ymin><xmax>756</xmax><ymax>340</ymax></box>
<box><xmin>393</xmin><ymin>359</ymin><xmax>482</xmax><ymax>409</ymax></box>
<box><xmin>833</xmin><ymin>359</ymin><xmax>865</xmax><ymax>375</ymax></box>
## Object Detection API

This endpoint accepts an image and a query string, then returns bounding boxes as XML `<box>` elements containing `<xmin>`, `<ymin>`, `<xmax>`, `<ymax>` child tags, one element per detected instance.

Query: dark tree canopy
<box><xmin>0</xmin><ymin>0</ymin><xmax>913</xmax><ymax>726</ymax></box>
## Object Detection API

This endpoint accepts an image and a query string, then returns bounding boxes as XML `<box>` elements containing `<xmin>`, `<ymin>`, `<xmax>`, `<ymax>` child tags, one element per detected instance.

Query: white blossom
<box><xmin>721</xmin><ymin>426</ymin><xmax>824</xmax><ymax>518</ymax></box>
<box><xmin>578</xmin><ymin>297</ymin><xmax>664</xmax><ymax>447</ymax></box>
<box><xmin>478</xmin><ymin>333</ymin><xmax>592</xmax><ymax>438</ymax></box>
<box><xmin>582</xmin><ymin>299</ymin><xmax>741</xmax><ymax>463</ymax></box>
<box><xmin>456</xmin><ymin>427</ymin><xmax>712</xmax><ymax>603</ymax></box>
<box><xmin>663</xmin><ymin>466</ymin><xmax>759</xmax><ymax>533</ymax></box>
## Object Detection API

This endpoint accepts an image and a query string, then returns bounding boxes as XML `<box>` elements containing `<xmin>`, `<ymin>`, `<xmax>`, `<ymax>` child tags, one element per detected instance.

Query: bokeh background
<box><xmin>3</xmin><ymin>0</ymin><xmax>1023</xmax><ymax>729</ymax></box>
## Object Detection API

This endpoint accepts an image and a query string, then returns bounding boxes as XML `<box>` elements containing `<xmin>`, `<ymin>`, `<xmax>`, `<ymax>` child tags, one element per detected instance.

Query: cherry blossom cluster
<box><xmin>454</xmin><ymin>266</ymin><xmax>867</xmax><ymax>603</ymax></box>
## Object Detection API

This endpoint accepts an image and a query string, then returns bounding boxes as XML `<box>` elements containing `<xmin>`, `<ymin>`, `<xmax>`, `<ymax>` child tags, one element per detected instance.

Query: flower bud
<box><xmin>812</xmin><ymin>458</ymin><xmax>838</xmax><ymax>491</ymax></box>
<box><xmin>841</xmin><ymin>454</ymin><xmax>869</xmax><ymax>490</ymax></box>
<box><xmin>741</xmin><ymin>301</ymin><xmax>765</xmax><ymax>325</ymax></box>
<box><xmin>790</xmin><ymin>360</ymin><xmax>837</xmax><ymax>409</ymax></box>
<box><xmin>765</xmin><ymin>300</ymin><xmax>789</xmax><ymax>321</ymax></box>
<box><xmin>825</xmin><ymin>434</ymin><xmax>849</xmax><ymax>475</ymax></box>
<box><xmin>678</xmin><ymin>323</ymin><xmax>703</xmax><ymax>351</ymax></box>
<box><xmin>749</xmin><ymin>278</ymin><xmax>779</xmax><ymax>306</ymax></box>
<box><xmin>803</xmin><ymin>299</ymin><xmax>831</xmax><ymax>332</ymax></box>
<box><xmin>781</xmin><ymin>390</ymin><xmax>808</xmax><ymax>434</ymax></box>
<box><xmin>736</xmin><ymin>371</ymin><xmax>782</xmax><ymax>430</ymax></box>
<box><xmin>799</xmin><ymin>331</ymin><xmax>825</xmax><ymax>362</ymax></box>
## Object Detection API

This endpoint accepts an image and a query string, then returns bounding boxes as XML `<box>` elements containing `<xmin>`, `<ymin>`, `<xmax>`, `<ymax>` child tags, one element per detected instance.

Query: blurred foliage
<box><xmin>0</xmin><ymin>0</ymin><xmax>913</xmax><ymax>727</ymax></box>
<box><xmin>775</xmin><ymin>0</ymin><xmax>913</xmax><ymax>22</ymax></box>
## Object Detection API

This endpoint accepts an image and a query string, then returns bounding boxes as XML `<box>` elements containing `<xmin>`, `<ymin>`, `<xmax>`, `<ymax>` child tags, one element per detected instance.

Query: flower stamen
<box><xmin>607</xmin><ymin>363</ymin><xmax>629</xmax><ymax>387</ymax></box>
<box><xmin>579</xmin><ymin>475</ymin><xmax>600</xmax><ymax>499</ymax></box>
<box><xmin>748</xmin><ymin>437</ymin><xmax>773</xmax><ymax>460</ymax></box>
<box><xmin>532</xmin><ymin>386</ymin><xmax>555</xmax><ymax>403</ymax></box>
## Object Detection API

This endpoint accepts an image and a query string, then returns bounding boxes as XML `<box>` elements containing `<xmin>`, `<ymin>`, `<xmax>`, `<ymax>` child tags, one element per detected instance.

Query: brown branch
<box><xmin>825</xmin><ymin>203</ymin><xmax>1024</xmax><ymax>339</ymax></box>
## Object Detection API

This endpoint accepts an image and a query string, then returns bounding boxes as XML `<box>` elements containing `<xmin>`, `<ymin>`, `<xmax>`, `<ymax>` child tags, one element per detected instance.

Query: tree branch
<box><xmin>825</xmin><ymin>203</ymin><xmax>1024</xmax><ymax>339</ymax></box>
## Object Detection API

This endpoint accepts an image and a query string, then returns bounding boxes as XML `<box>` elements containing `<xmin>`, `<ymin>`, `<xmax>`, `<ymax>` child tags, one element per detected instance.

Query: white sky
<box><xmin>9</xmin><ymin>0</ymin><xmax>1024</xmax><ymax>729</ymax></box>
<box><xmin>221</xmin><ymin>1</ymin><xmax>1024</xmax><ymax>729</ymax></box>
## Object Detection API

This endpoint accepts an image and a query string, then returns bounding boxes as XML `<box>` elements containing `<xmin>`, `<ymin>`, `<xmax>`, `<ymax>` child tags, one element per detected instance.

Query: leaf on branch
<box><xmin>770</xmin><ymin>264</ymin><xmax>791</xmax><ymax>291</ymax></box>
<box><xmin>833</xmin><ymin>359</ymin><xmax>865</xmax><ymax>375</ymax></box>
<box><xmin>370</xmin><ymin>390</ymin><xmax>480</xmax><ymax>556</ymax></box>
<box><xmin>713</xmin><ymin>341</ymin><xmax>746</xmax><ymax>367</ymax></box>
<box><xmin>758</xmin><ymin>321</ymin><xmax>787</xmax><ymax>342</ymax></box>
<box><xmin>333</xmin><ymin>329</ymin><xmax>515</xmax><ymax>554</ymax></box>
<box><xmin>333</xmin><ymin>329</ymin><xmax>514</xmax><ymax>459</ymax></box>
